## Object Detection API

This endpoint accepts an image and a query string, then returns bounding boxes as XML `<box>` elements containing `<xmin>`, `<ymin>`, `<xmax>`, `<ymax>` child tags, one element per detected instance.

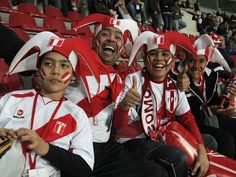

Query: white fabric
<box><xmin>0</xmin><ymin>140</ymin><xmax>25</xmax><ymax>177</ymax></box>
<box><xmin>0</xmin><ymin>89</ymin><xmax>94</xmax><ymax>177</ymax></box>
<box><xmin>65</xmin><ymin>73</ymin><xmax>120</xmax><ymax>143</ymax></box>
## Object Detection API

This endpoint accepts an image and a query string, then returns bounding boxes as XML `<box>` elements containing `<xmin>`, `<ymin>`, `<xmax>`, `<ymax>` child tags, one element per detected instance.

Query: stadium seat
<box><xmin>71</xmin><ymin>21</ymin><xmax>94</xmax><ymax>45</ymax></box>
<box><xmin>18</xmin><ymin>3</ymin><xmax>45</xmax><ymax>18</ymax></box>
<box><xmin>0</xmin><ymin>0</ymin><xmax>18</xmax><ymax>13</ymax></box>
<box><xmin>68</xmin><ymin>11</ymin><xmax>83</xmax><ymax>22</ymax></box>
<box><xmin>44</xmin><ymin>16</ymin><xmax>76</xmax><ymax>36</ymax></box>
<box><xmin>44</xmin><ymin>7</ymin><xmax>69</xmax><ymax>21</ymax></box>
<box><xmin>231</xmin><ymin>55</ymin><xmax>236</xmax><ymax>68</ymax></box>
<box><xmin>11</xmin><ymin>28</ymin><xmax>30</xmax><ymax>42</ymax></box>
<box><xmin>9</xmin><ymin>12</ymin><xmax>45</xmax><ymax>32</ymax></box>
<box><xmin>0</xmin><ymin>58</ymin><xmax>23</xmax><ymax>96</ymax></box>
<box><xmin>138</xmin><ymin>24</ymin><xmax>146</xmax><ymax>32</ymax></box>
<box><xmin>71</xmin><ymin>21</ymin><xmax>94</xmax><ymax>36</ymax></box>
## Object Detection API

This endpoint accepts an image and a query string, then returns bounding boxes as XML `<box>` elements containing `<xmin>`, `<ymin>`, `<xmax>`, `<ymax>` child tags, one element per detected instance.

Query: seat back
<box><xmin>18</xmin><ymin>2</ymin><xmax>43</xmax><ymax>16</ymax></box>
<box><xmin>44</xmin><ymin>16</ymin><xmax>66</xmax><ymax>33</ymax></box>
<box><xmin>0</xmin><ymin>0</ymin><xmax>18</xmax><ymax>13</ymax></box>
<box><xmin>0</xmin><ymin>0</ymin><xmax>12</xmax><ymax>9</ymax></box>
<box><xmin>11</xmin><ymin>28</ymin><xmax>30</xmax><ymax>42</ymax></box>
<box><xmin>45</xmin><ymin>7</ymin><xmax>65</xmax><ymax>20</ymax></box>
<box><xmin>68</xmin><ymin>11</ymin><xmax>83</xmax><ymax>21</ymax></box>
<box><xmin>9</xmin><ymin>12</ymin><xmax>38</xmax><ymax>28</ymax></box>
<box><xmin>0</xmin><ymin>59</ymin><xmax>23</xmax><ymax>96</ymax></box>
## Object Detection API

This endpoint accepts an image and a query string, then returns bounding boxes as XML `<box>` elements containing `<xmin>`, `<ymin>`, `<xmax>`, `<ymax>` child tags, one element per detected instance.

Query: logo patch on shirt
<box><xmin>13</xmin><ymin>109</ymin><xmax>25</xmax><ymax>119</ymax></box>
<box><xmin>53</xmin><ymin>121</ymin><xmax>67</xmax><ymax>135</ymax></box>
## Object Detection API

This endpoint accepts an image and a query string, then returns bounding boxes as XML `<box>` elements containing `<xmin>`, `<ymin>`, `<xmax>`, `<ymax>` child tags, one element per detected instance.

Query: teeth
<box><xmin>104</xmin><ymin>46</ymin><xmax>115</xmax><ymax>52</ymax></box>
<box><xmin>154</xmin><ymin>64</ymin><xmax>165</xmax><ymax>68</ymax></box>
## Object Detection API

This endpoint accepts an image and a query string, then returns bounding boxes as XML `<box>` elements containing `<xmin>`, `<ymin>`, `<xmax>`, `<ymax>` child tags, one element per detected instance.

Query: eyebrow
<box><xmin>43</xmin><ymin>57</ymin><xmax>69</xmax><ymax>63</ymax></box>
<box><xmin>102</xmin><ymin>27</ymin><xmax>123</xmax><ymax>35</ymax></box>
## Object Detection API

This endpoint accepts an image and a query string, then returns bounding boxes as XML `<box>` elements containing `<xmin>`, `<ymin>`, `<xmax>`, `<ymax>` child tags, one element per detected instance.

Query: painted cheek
<box><xmin>41</xmin><ymin>69</ymin><xmax>47</xmax><ymax>80</ymax></box>
<box><xmin>61</xmin><ymin>71</ymin><xmax>72</xmax><ymax>84</ymax></box>
<box><xmin>165</xmin><ymin>56</ymin><xmax>172</xmax><ymax>65</ymax></box>
<box><xmin>118</xmin><ymin>45</ymin><xmax>124</xmax><ymax>53</ymax></box>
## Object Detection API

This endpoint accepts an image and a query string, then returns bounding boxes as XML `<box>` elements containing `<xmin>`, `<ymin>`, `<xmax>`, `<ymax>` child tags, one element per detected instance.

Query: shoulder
<box><xmin>1</xmin><ymin>89</ymin><xmax>35</xmax><ymax>100</ymax></box>
<box><xmin>10</xmin><ymin>89</ymin><xmax>35</xmax><ymax>98</ymax></box>
<box><xmin>63</xmin><ymin>100</ymin><xmax>88</xmax><ymax>121</ymax></box>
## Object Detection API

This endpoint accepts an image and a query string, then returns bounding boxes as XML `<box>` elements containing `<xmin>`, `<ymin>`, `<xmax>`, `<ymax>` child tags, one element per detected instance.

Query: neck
<box><xmin>40</xmin><ymin>89</ymin><xmax>64</xmax><ymax>101</ymax></box>
<box><xmin>148</xmin><ymin>74</ymin><xmax>165</xmax><ymax>83</ymax></box>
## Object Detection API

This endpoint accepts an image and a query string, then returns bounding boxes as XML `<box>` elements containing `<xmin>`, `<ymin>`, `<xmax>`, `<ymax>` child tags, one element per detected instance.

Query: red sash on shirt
<box><xmin>140</xmin><ymin>72</ymin><xmax>179</xmax><ymax>140</ymax></box>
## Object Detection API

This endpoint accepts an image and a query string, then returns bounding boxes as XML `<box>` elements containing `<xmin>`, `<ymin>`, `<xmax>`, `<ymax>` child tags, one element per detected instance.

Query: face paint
<box><xmin>41</xmin><ymin>68</ymin><xmax>46</xmax><ymax>80</ymax></box>
<box><xmin>118</xmin><ymin>45</ymin><xmax>124</xmax><ymax>53</ymax></box>
<box><xmin>165</xmin><ymin>56</ymin><xmax>172</xmax><ymax>65</ymax></box>
<box><xmin>61</xmin><ymin>71</ymin><xmax>72</xmax><ymax>84</ymax></box>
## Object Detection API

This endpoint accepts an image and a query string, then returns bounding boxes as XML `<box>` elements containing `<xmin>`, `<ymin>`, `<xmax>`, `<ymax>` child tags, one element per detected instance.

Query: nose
<box><xmin>51</xmin><ymin>64</ymin><xmax>60</xmax><ymax>75</ymax></box>
<box><xmin>107</xmin><ymin>34</ymin><xmax>116</xmax><ymax>43</ymax></box>
<box><xmin>154</xmin><ymin>52</ymin><xmax>165</xmax><ymax>61</ymax></box>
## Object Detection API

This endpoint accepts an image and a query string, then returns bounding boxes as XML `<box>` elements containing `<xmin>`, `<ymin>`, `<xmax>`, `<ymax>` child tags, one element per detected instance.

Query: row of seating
<box><xmin>0</xmin><ymin>1</ymin><xmax>95</xmax><ymax>44</ymax></box>
<box><xmin>0</xmin><ymin>1</ymin><xmax>83</xmax><ymax>22</ymax></box>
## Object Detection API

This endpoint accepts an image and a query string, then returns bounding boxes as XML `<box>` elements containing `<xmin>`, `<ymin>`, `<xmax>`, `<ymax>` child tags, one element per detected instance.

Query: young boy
<box><xmin>0</xmin><ymin>31</ymin><xmax>94</xmax><ymax>177</ymax></box>
<box><xmin>113</xmin><ymin>31</ymin><xmax>210</xmax><ymax>177</ymax></box>
<box><xmin>185</xmin><ymin>34</ymin><xmax>236</xmax><ymax>159</ymax></box>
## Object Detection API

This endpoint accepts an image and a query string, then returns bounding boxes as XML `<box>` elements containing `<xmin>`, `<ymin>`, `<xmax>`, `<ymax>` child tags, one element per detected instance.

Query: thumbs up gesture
<box><xmin>177</xmin><ymin>65</ymin><xmax>190</xmax><ymax>92</ymax></box>
<box><xmin>121</xmin><ymin>76</ymin><xmax>141</xmax><ymax>110</ymax></box>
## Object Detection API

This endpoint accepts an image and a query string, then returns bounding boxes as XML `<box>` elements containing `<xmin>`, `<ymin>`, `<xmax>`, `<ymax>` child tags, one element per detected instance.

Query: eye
<box><xmin>200</xmin><ymin>59</ymin><xmax>205</xmax><ymax>64</ymax></box>
<box><xmin>148</xmin><ymin>51</ymin><xmax>158</xmax><ymax>57</ymax></box>
<box><xmin>61</xmin><ymin>63</ymin><xmax>70</xmax><ymax>69</ymax></box>
<box><xmin>43</xmin><ymin>60</ymin><xmax>53</xmax><ymax>67</ymax></box>
<box><xmin>162</xmin><ymin>52</ymin><xmax>170</xmax><ymax>57</ymax></box>
<box><xmin>115</xmin><ymin>34</ymin><xmax>123</xmax><ymax>41</ymax></box>
<box><xmin>101</xmin><ymin>31</ymin><xmax>109</xmax><ymax>37</ymax></box>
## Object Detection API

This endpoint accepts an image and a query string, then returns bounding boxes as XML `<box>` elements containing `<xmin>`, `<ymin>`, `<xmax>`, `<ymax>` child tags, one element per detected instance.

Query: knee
<box><xmin>175</xmin><ymin>148</ymin><xmax>188</xmax><ymax>165</ymax></box>
<box><xmin>202</xmin><ymin>134</ymin><xmax>218</xmax><ymax>151</ymax></box>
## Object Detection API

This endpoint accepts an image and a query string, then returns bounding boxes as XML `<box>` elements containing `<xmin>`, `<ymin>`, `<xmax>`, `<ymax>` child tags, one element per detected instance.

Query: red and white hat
<box><xmin>128</xmin><ymin>31</ymin><xmax>198</xmax><ymax>67</ymax></box>
<box><xmin>211</xmin><ymin>34</ymin><xmax>221</xmax><ymax>44</ymax></box>
<box><xmin>73</xmin><ymin>13</ymin><xmax>140</xmax><ymax>57</ymax></box>
<box><xmin>8</xmin><ymin>31</ymin><xmax>101</xmax><ymax>101</ymax></box>
<box><xmin>194</xmin><ymin>34</ymin><xmax>214</xmax><ymax>57</ymax></box>
<box><xmin>194</xmin><ymin>34</ymin><xmax>231</xmax><ymax>72</ymax></box>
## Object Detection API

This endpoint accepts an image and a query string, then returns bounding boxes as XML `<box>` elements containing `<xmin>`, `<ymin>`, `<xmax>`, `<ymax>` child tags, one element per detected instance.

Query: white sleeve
<box><xmin>0</xmin><ymin>92</ymin><xmax>13</xmax><ymax>127</ymax></box>
<box><xmin>175</xmin><ymin>91</ymin><xmax>191</xmax><ymax>116</ymax></box>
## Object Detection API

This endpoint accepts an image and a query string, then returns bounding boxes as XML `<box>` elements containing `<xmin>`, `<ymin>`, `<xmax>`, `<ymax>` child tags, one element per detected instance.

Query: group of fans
<box><xmin>0</xmin><ymin>3</ymin><xmax>236</xmax><ymax>177</ymax></box>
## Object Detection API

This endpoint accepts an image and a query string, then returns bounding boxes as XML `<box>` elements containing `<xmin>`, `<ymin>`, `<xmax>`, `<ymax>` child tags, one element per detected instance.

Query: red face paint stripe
<box><xmin>62</xmin><ymin>71</ymin><xmax>70</xmax><ymax>79</ymax></box>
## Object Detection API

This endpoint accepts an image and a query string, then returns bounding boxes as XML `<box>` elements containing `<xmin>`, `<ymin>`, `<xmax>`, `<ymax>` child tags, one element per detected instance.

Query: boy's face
<box><xmin>218</xmin><ymin>35</ymin><xmax>225</xmax><ymax>48</ymax></box>
<box><xmin>38</xmin><ymin>52</ymin><xmax>76</xmax><ymax>97</ymax></box>
<box><xmin>144</xmin><ymin>49</ymin><xmax>174</xmax><ymax>81</ymax></box>
<box><xmin>94</xmin><ymin>27</ymin><xmax>125</xmax><ymax>65</ymax></box>
<box><xmin>186</xmin><ymin>55</ymin><xmax>207</xmax><ymax>82</ymax></box>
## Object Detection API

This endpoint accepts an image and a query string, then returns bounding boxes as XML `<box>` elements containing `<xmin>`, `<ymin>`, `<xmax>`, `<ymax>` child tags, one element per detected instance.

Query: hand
<box><xmin>0</xmin><ymin>128</ymin><xmax>17</xmax><ymax>139</ymax></box>
<box><xmin>15</xmin><ymin>128</ymin><xmax>49</xmax><ymax>156</ymax></box>
<box><xmin>121</xmin><ymin>76</ymin><xmax>140</xmax><ymax>110</ymax></box>
<box><xmin>212</xmin><ymin>105</ymin><xmax>236</xmax><ymax>117</ymax></box>
<box><xmin>177</xmin><ymin>65</ymin><xmax>190</xmax><ymax>92</ymax></box>
<box><xmin>228</xmin><ymin>82</ymin><xmax>236</xmax><ymax>97</ymax></box>
<box><xmin>191</xmin><ymin>144</ymin><xmax>209</xmax><ymax>177</ymax></box>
